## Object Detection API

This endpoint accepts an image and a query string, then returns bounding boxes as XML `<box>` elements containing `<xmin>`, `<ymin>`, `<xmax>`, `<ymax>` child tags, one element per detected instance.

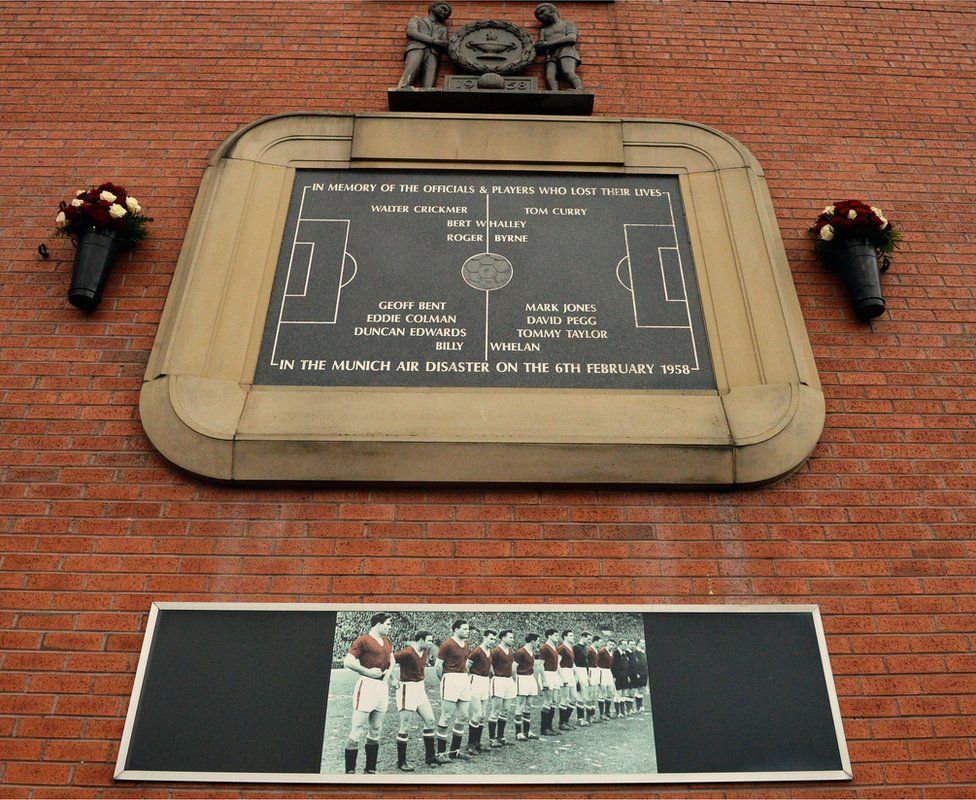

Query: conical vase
<box><xmin>68</xmin><ymin>226</ymin><xmax>120</xmax><ymax>312</ymax></box>
<box><xmin>833</xmin><ymin>238</ymin><xmax>885</xmax><ymax>321</ymax></box>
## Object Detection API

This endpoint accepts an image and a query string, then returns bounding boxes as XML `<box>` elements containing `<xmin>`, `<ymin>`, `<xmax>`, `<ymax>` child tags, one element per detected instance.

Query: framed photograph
<box><xmin>115</xmin><ymin>603</ymin><xmax>851</xmax><ymax>785</ymax></box>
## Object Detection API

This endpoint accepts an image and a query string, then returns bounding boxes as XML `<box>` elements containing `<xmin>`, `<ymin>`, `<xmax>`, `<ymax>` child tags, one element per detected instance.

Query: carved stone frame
<box><xmin>140</xmin><ymin>112</ymin><xmax>823</xmax><ymax>484</ymax></box>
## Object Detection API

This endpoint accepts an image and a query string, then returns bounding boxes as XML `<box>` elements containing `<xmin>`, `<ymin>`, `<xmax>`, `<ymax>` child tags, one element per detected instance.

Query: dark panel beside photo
<box><xmin>643</xmin><ymin>611</ymin><xmax>843</xmax><ymax>775</ymax></box>
<box><xmin>124</xmin><ymin>610</ymin><xmax>337</xmax><ymax>774</ymax></box>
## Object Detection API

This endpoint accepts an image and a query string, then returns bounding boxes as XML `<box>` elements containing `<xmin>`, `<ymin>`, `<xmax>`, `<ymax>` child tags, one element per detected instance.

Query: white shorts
<box><xmin>600</xmin><ymin>667</ymin><xmax>615</xmax><ymax>688</ymax></box>
<box><xmin>353</xmin><ymin>676</ymin><xmax>389</xmax><ymax>714</ymax></box>
<box><xmin>558</xmin><ymin>667</ymin><xmax>575</xmax><ymax>686</ymax></box>
<box><xmin>588</xmin><ymin>667</ymin><xmax>602</xmax><ymax>685</ymax></box>
<box><xmin>469</xmin><ymin>674</ymin><xmax>490</xmax><ymax>702</ymax></box>
<box><xmin>440</xmin><ymin>671</ymin><xmax>471</xmax><ymax>703</ymax></box>
<box><xmin>396</xmin><ymin>680</ymin><xmax>430</xmax><ymax>713</ymax></box>
<box><xmin>574</xmin><ymin>666</ymin><xmax>590</xmax><ymax>686</ymax></box>
<box><xmin>516</xmin><ymin>674</ymin><xmax>539</xmax><ymax>697</ymax></box>
<box><xmin>543</xmin><ymin>670</ymin><xmax>563</xmax><ymax>690</ymax></box>
<box><xmin>491</xmin><ymin>676</ymin><xmax>516</xmax><ymax>700</ymax></box>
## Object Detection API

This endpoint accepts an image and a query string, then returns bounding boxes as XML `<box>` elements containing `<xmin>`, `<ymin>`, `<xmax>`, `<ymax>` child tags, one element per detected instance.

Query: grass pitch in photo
<box><xmin>320</xmin><ymin>609</ymin><xmax>657</xmax><ymax>779</ymax></box>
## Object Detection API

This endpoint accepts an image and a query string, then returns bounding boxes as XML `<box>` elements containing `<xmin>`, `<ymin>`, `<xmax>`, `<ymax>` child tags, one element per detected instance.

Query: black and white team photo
<box><xmin>320</xmin><ymin>609</ymin><xmax>657</xmax><ymax>779</ymax></box>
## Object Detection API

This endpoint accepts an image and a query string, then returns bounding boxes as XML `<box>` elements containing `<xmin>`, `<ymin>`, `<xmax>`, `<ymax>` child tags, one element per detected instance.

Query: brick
<box><xmin>2</xmin><ymin>763</ymin><xmax>72</xmax><ymax>785</ymax></box>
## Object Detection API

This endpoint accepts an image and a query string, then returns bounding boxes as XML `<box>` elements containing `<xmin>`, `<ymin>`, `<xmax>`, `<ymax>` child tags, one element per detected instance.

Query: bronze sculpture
<box><xmin>534</xmin><ymin>2</ymin><xmax>583</xmax><ymax>91</ymax></box>
<box><xmin>397</xmin><ymin>2</ymin><xmax>452</xmax><ymax>89</ymax></box>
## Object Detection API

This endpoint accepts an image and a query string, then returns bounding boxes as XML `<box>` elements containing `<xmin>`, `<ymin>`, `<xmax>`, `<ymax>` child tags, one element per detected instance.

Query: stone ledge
<box><xmin>388</xmin><ymin>88</ymin><xmax>594</xmax><ymax>115</ymax></box>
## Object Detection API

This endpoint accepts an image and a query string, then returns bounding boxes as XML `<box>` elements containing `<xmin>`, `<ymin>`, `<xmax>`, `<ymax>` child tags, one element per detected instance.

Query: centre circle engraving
<box><xmin>462</xmin><ymin>252</ymin><xmax>514</xmax><ymax>291</ymax></box>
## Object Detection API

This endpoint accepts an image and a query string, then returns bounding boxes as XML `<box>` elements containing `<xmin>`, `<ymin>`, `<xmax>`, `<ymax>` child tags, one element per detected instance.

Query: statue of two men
<box><xmin>397</xmin><ymin>2</ymin><xmax>453</xmax><ymax>89</ymax></box>
<box><xmin>397</xmin><ymin>2</ymin><xmax>584</xmax><ymax>91</ymax></box>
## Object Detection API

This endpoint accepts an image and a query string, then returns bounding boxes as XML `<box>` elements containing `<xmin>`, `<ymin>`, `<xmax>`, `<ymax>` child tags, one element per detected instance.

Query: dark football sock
<box><xmin>364</xmin><ymin>738</ymin><xmax>379</xmax><ymax>772</ymax></box>
<box><xmin>497</xmin><ymin>717</ymin><xmax>507</xmax><ymax>739</ymax></box>
<box><xmin>488</xmin><ymin>718</ymin><xmax>497</xmax><ymax>739</ymax></box>
<box><xmin>437</xmin><ymin>724</ymin><xmax>448</xmax><ymax>754</ymax></box>
<box><xmin>577</xmin><ymin>704</ymin><xmax>584</xmax><ymax>720</ymax></box>
<box><xmin>344</xmin><ymin>747</ymin><xmax>357</xmax><ymax>774</ymax></box>
<box><xmin>468</xmin><ymin>722</ymin><xmax>478</xmax><ymax>747</ymax></box>
<box><xmin>450</xmin><ymin>724</ymin><xmax>463</xmax><ymax>756</ymax></box>
<box><xmin>636</xmin><ymin>695</ymin><xmax>643</xmax><ymax>710</ymax></box>
<box><xmin>423</xmin><ymin>731</ymin><xmax>436</xmax><ymax>762</ymax></box>
<box><xmin>396</xmin><ymin>734</ymin><xmax>408</xmax><ymax>766</ymax></box>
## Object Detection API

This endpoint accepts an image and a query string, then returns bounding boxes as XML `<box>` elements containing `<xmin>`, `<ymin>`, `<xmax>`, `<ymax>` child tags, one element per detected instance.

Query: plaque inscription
<box><xmin>255</xmin><ymin>170</ymin><xmax>715</xmax><ymax>390</ymax></box>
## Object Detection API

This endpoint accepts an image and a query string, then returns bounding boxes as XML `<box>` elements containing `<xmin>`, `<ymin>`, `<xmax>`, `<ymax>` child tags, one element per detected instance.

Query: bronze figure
<box><xmin>534</xmin><ymin>3</ymin><xmax>583</xmax><ymax>91</ymax></box>
<box><xmin>398</xmin><ymin>2</ymin><xmax>452</xmax><ymax>89</ymax></box>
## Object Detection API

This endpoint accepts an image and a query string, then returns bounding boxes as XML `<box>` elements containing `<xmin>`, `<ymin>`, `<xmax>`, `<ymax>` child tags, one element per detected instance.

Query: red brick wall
<box><xmin>2</xmin><ymin>0</ymin><xmax>975</xmax><ymax>796</ymax></box>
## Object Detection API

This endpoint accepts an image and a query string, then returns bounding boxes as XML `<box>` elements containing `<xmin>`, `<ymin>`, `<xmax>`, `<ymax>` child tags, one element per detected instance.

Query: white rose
<box><xmin>56</xmin><ymin>211</ymin><xmax>67</xmax><ymax>227</ymax></box>
<box><xmin>822</xmin><ymin>205</ymin><xmax>835</xmax><ymax>216</ymax></box>
<box><xmin>108</xmin><ymin>203</ymin><xmax>127</xmax><ymax>219</ymax></box>
<box><xmin>70</xmin><ymin>198</ymin><xmax>83</xmax><ymax>207</ymax></box>
<box><xmin>819</xmin><ymin>225</ymin><xmax>835</xmax><ymax>241</ymax></box>
<box><xmin>125</xmin><ymin>196</ymin><xmax>141</xmax><ymax>213</ymax></box>
<box><xmin>870</xmin><ymin>205</ymin><xmax>883</xmax><ymax>216</ymax></box>
<box><xmin>75</xmin><ymin>189</ymin><xmax>86</xmax><ymax>197</ymax></box>
<box><xmin>100</xmin><ymin>190</ymin><xmax>117</xmax><ymax>203</ymax></box>
<box><xmin>877</xmin><ymin>215</ymin><xmax>889</xmax><ymax>229</ymax></box>
<box><xmin>847</xmin><ymin>209</ymin><xmax>858</xmax><ymax>219</ymax></box>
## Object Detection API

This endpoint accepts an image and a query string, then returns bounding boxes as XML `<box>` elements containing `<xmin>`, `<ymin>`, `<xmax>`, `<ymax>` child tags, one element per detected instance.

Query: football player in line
<box><xmin>390</xmin><ymin>629</ymin><xmax>447</xmax><ymax>771</ymax></box>
<box><xmin>573</xmin><ymin>631</ymin><xmax>599</xmax><ymax>725</ymax></box>
<box><xmin>612</xmin><ymin>639</ymin><xmax>632</xmax><ymax>717</ymax></box>
<box><xmin>487</xmin><ymin>629</ymin><xmax>517</xmax><ymax>746</ymax></box>
<box><xmin>634</xmin><ymin>639</ymin><xmax>649</xmax><ymax>712</ymax></box>
<box><xmin>435</xmin><ymin>619</ymin><xmax>472</xmax><ymax>760</ymax></box>
<box><xmin>465</xmin><ymin>628</ymin><xmax>497</xmax><ymax>755</ymax></box>
<box><xmin>513</xmin><ymin>633</ymin><xmax>543</xmax><ymax>740</ymax></box>
<box><xmin>596</xmin><ymin>635</ymin><xmax>616</xmax><ymax>719</ymax></box>
<box><xmin>538</xmin><ymin>628</ymin><xmax>564</xmax><ymax>736</ymax></box>
<box><xmin>557</xmin><ymin>630</ymin><xmax>584</xmax><ymax>729</ymax></box>
<box><xmin>625</xmin><ymin>639</ymin><xmax>642</xmax><ymax>714</ymax></box>
<box><xmin>342</xmin><ymin>613</ymin><xmax>395</xmax><ymax>774</ymax></box>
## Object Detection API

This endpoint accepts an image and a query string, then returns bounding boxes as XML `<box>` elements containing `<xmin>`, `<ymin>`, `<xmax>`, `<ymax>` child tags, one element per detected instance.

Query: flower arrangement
<box><xmin>55</xmin><ymin>181</ymin><xmax>152</xmax><ymax>250</ymax></box>
<box><xmin>810</xmin><ymin>199</ymin><xmax>899</xmax><ymax>265</ymax></box>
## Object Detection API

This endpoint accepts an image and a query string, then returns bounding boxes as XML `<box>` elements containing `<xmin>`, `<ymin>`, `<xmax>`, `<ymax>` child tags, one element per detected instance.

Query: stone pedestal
<box><xmin>387</xmin><ymin>87</ymin><xmax>594</xmax><ymax>115</ymax></box>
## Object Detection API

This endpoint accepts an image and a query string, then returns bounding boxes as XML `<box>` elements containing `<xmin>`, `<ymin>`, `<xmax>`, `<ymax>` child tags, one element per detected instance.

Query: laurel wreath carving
<box><xmin>448</xmin><ymin>20</ymin><xmax>536</xmax><ymax>75</ymax></box>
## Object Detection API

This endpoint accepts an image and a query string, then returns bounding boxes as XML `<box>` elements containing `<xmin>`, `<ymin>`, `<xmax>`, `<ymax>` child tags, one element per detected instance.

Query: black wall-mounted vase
<box><xmin>68</xmin><ymin>226</ymin><xmax>119</xmax><ymax>312</ymax></box>
<box><xmin>833</xmin><ymin>238</ymin><xmax>886</xmax><ymax>321</ymax></box>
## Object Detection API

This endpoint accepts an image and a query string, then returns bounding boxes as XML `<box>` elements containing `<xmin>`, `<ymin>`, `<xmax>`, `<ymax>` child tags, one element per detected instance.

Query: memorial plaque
<box><xmin>255</xmin><ymin>170</ymin><xmax>715</xmax><ymax>391</ymax></box>
<box><xmin>116</xmin><ymin>603</ymin><xmax>851</xmax><ymax>785</ymax></box>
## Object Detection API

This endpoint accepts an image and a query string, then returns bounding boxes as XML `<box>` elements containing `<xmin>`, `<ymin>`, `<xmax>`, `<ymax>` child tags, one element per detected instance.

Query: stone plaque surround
<box><xmin>140</xmin><ymin>112</ymin><xmax>824</xmax><ymax>484</ymax></box>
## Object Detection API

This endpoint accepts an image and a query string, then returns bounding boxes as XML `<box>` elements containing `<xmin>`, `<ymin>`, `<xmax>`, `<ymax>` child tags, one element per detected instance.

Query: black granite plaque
<box><xmin>255</xmin><ymin>170</ymin><xmax>715</xmax><ymax>390</ymax></box>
